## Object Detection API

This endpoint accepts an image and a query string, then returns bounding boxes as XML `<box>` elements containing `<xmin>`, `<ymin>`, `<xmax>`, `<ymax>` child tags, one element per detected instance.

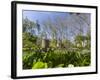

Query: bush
<box><xmin>23</xmin><ymin>48</ymin><xmax>91</xmax><ymax>69</ymax></box>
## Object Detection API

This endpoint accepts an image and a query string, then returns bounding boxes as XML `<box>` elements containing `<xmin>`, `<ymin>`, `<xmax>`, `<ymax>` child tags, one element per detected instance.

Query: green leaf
<box><xmin>32</xmin><ymin>61</ymin><xmax>48</xmax><ymax>69</ymax></box>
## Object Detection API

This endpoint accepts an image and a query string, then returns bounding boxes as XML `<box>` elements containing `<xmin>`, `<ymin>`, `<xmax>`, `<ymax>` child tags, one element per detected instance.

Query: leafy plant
<box><xmin>32</xmin><ymin>61</ymin><xmax>48</xmax><ymax>69</ymax></box>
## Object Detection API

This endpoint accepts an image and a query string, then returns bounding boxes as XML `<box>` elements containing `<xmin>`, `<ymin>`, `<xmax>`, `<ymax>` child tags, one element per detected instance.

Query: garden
<box><xmin>22</xmin><ymin>11</ymin><xmax>91</xmax><ymax>69</ymax></box>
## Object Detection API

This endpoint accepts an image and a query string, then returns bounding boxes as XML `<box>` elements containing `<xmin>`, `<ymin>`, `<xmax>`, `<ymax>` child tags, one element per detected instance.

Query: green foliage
<box><xmin>50</xmin><ymin>39</ymin><xmax>57</xmax><ymax>48</ymax></box>
<box><xmin>23</xmin><ymin>48</ymin><xmax>91</xmax><ymax>69</ymax></box>
<box><xmin>32</xmin><ymin>61</ymin><xmax>48</xmax><ymax>69</ymax></box>
<box><xmin>23</xmin><ymin>52</ymin><xmax>34</xmax><ymax>69</ymax></box>
<box><xmin>23</xmin><ymin>32</ymin><xmax>39</xmax><ymax>51</ymax></box>
<box><xmin>22</xmin><ymin>33</ymin><xmax>91</xmax><ymax>69</ymax></box>
<box><xmin>56</xmin><ymin>64</ymin><xmax>64</xmax><ymax>68</ymax></box>
<box><xmin>74</xmin><ymin>34</ymin><xmax>90</xmax><ymax>49</ymax></box>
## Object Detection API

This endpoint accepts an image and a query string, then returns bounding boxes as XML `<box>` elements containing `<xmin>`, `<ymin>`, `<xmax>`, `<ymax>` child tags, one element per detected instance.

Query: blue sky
<box><xmin>23</xmin><ymin>10</ymin><xmax>70</xmax><ymax>24</ymax></box>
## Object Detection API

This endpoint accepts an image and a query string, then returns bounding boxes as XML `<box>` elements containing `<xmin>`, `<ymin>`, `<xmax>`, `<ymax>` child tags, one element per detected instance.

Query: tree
<box><xmin>74</xmin><ymin>34</ymin><xmax>89</xmax><ymax>48</ymax></box>
<box><xmin>23</xmin><ymin>32</ymin><xmax>38</xmax><ymax>51</ymax></box>
<box><xmin>23</xmin><ymin>17</ymin><xmax>36</xmax><ymax>35</ymax></box>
